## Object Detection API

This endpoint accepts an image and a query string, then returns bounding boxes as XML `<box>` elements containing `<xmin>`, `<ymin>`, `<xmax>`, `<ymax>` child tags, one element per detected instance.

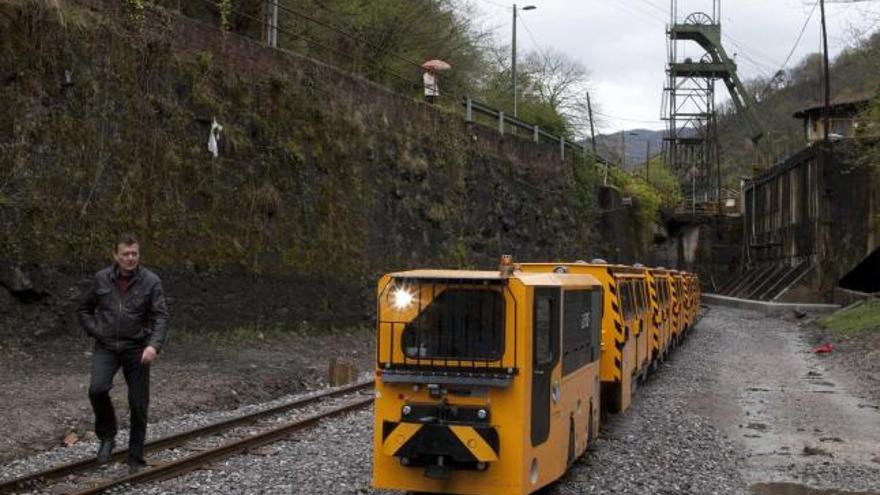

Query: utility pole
<box><xmin>820</xmin><ymin>0</ymin><xmax>831</xmax><ymax>144</ymax></box>
<box><xmin>512</xmin><ymin>4</ymin><xmax>517</xmax><ymax>117</ymax></box>
<box><xmin>511</xmin><ymin>4</ymin><xmax>536</xmax><ymax>118</ymax></box>
<box><xmin>266</xmin><ymin>0</ymin><xmax>279</xmax><ymax>48</ymax></box>
<box><xmin>587</xmin><ymin>92</ymin><xmax>598</xmax><ymax>155</ymax></box>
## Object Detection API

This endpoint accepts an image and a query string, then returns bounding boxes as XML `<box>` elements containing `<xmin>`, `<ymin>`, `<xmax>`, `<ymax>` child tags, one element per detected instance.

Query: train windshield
<box><xmin>401</xmin><ymin>288</ymin><xmax>504</xmax><ymax>361</ymax></box>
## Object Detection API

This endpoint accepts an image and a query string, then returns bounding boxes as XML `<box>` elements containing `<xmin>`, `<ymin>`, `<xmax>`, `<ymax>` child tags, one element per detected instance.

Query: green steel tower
<box><xmin>663</xmin><ymin>0</ymin><xmax>765</xmax><ymax>210</ymax></box>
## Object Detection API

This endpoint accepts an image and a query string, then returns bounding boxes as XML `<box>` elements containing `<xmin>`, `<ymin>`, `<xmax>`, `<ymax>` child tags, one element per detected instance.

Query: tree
<box><xmin>475</xmin><ymin>46</ymin><xmax>593</xmax><ymax>138</ymax></box>
<box><xmin>520</xmin><ymin>48</ymin><xmax>593</xmax><ymax>139</ymax></box>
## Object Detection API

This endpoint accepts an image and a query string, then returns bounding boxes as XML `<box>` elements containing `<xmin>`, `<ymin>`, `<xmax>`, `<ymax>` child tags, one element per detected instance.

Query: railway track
<box><xmin>0</xmin><ymin>380</ymin><xmax>374</xmax><ymax>495</ymax></box>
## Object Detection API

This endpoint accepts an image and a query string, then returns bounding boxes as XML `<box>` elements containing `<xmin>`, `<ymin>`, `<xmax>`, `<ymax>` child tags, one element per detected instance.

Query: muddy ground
<box><xmin>0</xmin><ymin>326</ymin><xmax>375</xmax><ymax>463</ymax></box>
<box><xmin>697</xmin><ymin>306</ymin><xmax>880</xmax><ymax>492</ymax></box>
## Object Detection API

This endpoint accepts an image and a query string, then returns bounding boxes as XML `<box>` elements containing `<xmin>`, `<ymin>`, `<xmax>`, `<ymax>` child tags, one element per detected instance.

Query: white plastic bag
<box><xmin>208</xmin><ymin>117</ymin><xmax>223</xmax><ymax>158</ymax></box>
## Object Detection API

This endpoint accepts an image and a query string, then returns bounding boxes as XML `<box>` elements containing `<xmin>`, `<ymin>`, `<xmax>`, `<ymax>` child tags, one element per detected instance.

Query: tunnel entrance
<box><xmin>839</xmin><ymin>246</ymin><xmax>880</xmax><ymax>293</ymax></box>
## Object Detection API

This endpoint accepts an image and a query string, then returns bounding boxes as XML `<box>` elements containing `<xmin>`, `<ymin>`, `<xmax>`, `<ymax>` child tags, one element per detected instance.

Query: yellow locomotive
<box><xmin>372</xmin><ymin>257</ymin><xmax>701</xmax><ymax>495</ymax></box>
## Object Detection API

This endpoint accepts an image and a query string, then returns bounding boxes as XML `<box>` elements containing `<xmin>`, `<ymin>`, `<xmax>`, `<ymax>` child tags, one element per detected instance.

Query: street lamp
<box><xmin>512</xmin><ymin>4</ymin><xmax>536</xmax><ymax>118</ymax></box>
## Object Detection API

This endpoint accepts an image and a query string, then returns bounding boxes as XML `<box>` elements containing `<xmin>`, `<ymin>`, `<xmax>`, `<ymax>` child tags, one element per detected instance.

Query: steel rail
<box><xmin>0</xmin><ymin>380</ymin><xmax>373</xmax><ymax>494</ymax></box>
<box><xmin>70</xmin><ymin>396</ymin><xmax>374</xmax><ymax>494</ymax></box>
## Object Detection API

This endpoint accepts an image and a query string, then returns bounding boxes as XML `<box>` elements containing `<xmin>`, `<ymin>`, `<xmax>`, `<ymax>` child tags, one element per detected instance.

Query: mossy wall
<box><xmin>0</xmin><ymin>1</ymin><xmax>621</xmax><ymax>329</ymax></box>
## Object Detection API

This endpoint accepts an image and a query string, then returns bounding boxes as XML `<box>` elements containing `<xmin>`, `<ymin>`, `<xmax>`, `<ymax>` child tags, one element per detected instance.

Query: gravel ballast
<box><xmin>5</xmin><ymin>306</ymin><xmax>878</xmax><ymax>494</ymax></box>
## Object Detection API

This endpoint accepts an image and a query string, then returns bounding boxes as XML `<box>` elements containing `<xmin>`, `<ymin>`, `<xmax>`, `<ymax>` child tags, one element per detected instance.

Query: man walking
<box><xmin>77</xmin><ymin>234</ymin><xmax>169</xmax><ymax>473</ymax></box>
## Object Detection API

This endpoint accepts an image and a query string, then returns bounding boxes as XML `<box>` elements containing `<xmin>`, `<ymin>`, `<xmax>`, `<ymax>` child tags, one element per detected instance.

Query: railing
<box><xmin>463</xmin><ymin>97</ymin><xmax>604</xmax><ymax>164</ymax></box>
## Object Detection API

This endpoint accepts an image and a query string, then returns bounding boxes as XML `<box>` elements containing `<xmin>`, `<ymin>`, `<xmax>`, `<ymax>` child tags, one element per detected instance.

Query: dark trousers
<box><xmin>88</xmin><ymin>345</ymin><xmax>150</xmax><ymax>465</ymax></box>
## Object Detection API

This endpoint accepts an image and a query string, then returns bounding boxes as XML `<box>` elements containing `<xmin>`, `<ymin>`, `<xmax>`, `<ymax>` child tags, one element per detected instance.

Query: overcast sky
<box><xmin>470</xmin><ymin>0</ymin><xmax>880</xmax><ymax>133</ymax></box>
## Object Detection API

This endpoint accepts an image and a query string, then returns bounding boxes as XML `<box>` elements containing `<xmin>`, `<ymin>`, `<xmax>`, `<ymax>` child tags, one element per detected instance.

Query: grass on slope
<box><xmin>818</xmin><ymin>300</ymin><xmax>880</xmax><ymax>335</ymax></box>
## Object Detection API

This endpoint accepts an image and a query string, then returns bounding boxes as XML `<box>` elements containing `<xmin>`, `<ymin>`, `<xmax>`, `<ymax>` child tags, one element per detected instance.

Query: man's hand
<box><xmin>141</xmin><ymin>346</ymin><xmax>158</xmax><ymax>364</ymax></box>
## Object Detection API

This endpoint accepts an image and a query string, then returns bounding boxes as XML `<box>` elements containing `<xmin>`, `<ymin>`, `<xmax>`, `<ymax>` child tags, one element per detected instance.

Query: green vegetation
<box><xmin>145</xmin><ymin>0</ymin><xmax>592</xmax><ymax>141</ymax></box>
<box><xmin>818</xmin><ymin>300</ymin><xmax>880</xmax><ymax>335</ymax></box>
<box><xmin>606</xmin><ymin>157</ymin><xmax>682</xmax><ymax>256</ymax></box>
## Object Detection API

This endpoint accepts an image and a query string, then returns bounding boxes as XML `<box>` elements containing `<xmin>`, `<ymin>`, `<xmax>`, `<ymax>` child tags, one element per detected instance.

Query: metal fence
<box><xmin>462</xmin><ymin>98</ymin><xmax>601</xmax><ymax>163</ymax></box>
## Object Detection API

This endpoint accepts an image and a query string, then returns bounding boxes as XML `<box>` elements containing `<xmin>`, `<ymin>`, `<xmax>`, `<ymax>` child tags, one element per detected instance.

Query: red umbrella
<box><xmin>421</xmin><ymin>59</ymin><xmax>452</xmax><ymax>71</ymax></box>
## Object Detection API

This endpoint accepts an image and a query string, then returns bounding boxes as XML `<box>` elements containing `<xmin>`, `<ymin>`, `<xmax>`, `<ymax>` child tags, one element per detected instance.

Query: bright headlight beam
<box><xmin>392</xmin><ymin>287</ymin><xmax>415</xmax><ymax>311</ymax></box>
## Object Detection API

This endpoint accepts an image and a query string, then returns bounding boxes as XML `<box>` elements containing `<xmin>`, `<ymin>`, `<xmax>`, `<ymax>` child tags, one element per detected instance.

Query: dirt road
<box><xmin>558</xmin><ymin>305</ymin><xmax>880</xmax><ymax>495</ymax></box>
<box><xmin>703</xmin><ymin>306</ymin><xmax>880</xmax><ymax>492</ymax></box>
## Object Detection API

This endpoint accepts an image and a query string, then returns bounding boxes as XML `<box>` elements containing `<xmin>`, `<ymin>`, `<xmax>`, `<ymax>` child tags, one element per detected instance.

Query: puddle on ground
<box><xmin>751</xmin><ymin>482</ymin><xmax>880</xmax><ymax>495</ymax></box>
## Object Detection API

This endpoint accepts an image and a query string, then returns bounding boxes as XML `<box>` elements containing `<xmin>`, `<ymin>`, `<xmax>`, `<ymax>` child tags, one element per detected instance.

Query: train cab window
<box><xmin>534</xmin><ymin>293</ymin><xmax>554</xmax><ymax>365</ymax></box>
<box><xmin>402</xmin><ymin>288</ymin><xmax>504</xmax><ymax>361</ymax></box>
<box><xmin>621</xmin><ymin>281</ymin><xmax>636</xmax><ymax>321</ymax></box>
<box><xmin>658</xmin><ymin>280</ymin><xmax>668</xmax><ymax>305</ymax></box>
<box><xmin>636</xmin><ymin>281</ymin><xmax>647</xmax><ymax>316</ymax></box>
<box><xmin>618</xmin><ymin>281</ymin><xmax>628</xmax><ymax>319</ymax></box>
<box><xmin>633</xmin><ymin>282</ymin><xmax>642</xmax><ymax>317</ymax></box>
<box><xmin>534</xmin><ymin>288</ymin><xmax>559</xmax><ymax>366</ymax></box>
<box><xmin>562</xmin><ymin>289</ymin><xmax>602</xmax><ymax>374</ymax></box>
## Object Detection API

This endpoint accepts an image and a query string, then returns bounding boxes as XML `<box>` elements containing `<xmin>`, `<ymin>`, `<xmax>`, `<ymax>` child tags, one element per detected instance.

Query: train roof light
<box><xmin>499</xmin><ymin>254</ymin><xmax>515</xmax><ymax>277</ymax></box>
<box><xmin>590</xmin><ymin>258</ymin><xmax>607</xmax><ymax>264</ymax></box>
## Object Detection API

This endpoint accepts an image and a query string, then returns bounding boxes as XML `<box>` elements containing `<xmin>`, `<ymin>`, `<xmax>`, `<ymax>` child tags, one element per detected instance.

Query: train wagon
<box><xmin>519</xmin><ymin>261</ymin><xmax>652</xmax><ymax>414</ymax></box>
<box><xmin>684</xmin><ymin>272</ymin><xmax>701</xmax><ymax>331</ymax></box>
<box><xmin>372</xmin><ymin>258</ymin><xmax>604</xmax><ymax>495</ymax></box>
<box><xmin>646</xmin><ymin>267</ymin><xmax>675</xmax><ymax>362</ymax></box>
<box><xmin>650</xmin><ymin>268</ymin><xmax>684</xmax><ymax>345</ymax></box>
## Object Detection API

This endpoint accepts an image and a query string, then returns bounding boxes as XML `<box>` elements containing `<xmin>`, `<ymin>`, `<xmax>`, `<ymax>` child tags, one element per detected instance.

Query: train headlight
<box><xmin>392</xmin><ymin>287</ymin><xmax>415</xmax><ymax>311</ymax></box>
<box><xmin>402</xmin><ymin>405</ymin><xmax>412</xmax><ymax>416</ymax></box>
<box><xmin>477</xmin><ymin>409</ymin><xmax>488</xmax><ymax>419</ymax></box>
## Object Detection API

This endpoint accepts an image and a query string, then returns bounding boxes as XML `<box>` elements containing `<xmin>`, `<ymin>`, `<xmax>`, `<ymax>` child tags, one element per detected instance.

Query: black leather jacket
<box><xmin>77</xmin><ymin>265</ymin><xmax>169</xmax><ymax>353</ymax></box>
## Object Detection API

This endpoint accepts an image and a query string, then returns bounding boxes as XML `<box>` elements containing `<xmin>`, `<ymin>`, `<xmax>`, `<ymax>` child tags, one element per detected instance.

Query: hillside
<box><xmin>594</xmin><ymin>129</ymin><xmax>666</xmax><ymax>171</ymax></box>
<box><xmin>715</xmin><ymin>31</ymin><xmax>880</xmax><ymax>186</ymax></box>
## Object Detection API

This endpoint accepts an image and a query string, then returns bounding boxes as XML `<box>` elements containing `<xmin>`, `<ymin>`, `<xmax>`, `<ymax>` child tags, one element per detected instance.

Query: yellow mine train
<box><xmin>372</xmin><ymin>257</ymin><xmax>702</xmax><ymax>495</ymax></box>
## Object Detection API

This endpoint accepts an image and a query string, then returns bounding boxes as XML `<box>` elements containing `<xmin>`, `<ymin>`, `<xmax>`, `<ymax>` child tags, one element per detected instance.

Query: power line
<box><xmin>185</xmin><ymin>0</ymin><xmax>422</xmax><ymax>91</ymax></box>
<box><xmin>269</xmin><ymin>1</ymin><xmax>424</xmax><ymax>71</ymax></box>
<box><xmin>636</xmin><ymin>0</ymin><xmax>788</xmax><ymax>76</ymax></box>
<box><xmin>613</xmin><ymin>1</ymin><xmax>669</xmax><ymax>29</ymax></box>
<box><xmin>472</xmin><ymin>0</ymin><xmax>509</xmax><ymax>9</ymax></box>
<box><xmin>517</xmin><ymin>15</ymin><xmax>547</xmax><ymax>60</ymax></box>
<box><xmin>722</xmin><ymin>35</ymin><xmax>782</xmax><ymax>70</ymax></box>
<box><xmin>593</xmin><ymin>110</ymin><xmax>662</xmax><ymax>125</ymax></box>
<box><xmin>759</xmin><ymin>0</ymin><xmax>820</xmax><ymax>97</ymax></box>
